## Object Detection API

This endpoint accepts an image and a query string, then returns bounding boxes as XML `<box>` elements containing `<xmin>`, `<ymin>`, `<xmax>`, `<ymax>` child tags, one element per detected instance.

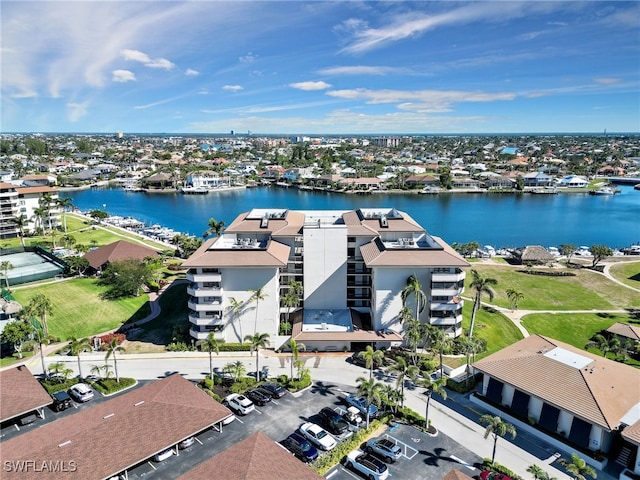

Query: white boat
<box><xmin>123</xmin><ymin>185</ymin><xmax>144</xmax><ymax>192</ymax></box>
<box><xmin>181</xmin><ymin>185</ymin><xmax>209</xmax><ymax>195</ymax></box>
<box><xmin>589</xmin><ymin>186</ymin><xmax>617</xmax><ymax>196</ymax></box>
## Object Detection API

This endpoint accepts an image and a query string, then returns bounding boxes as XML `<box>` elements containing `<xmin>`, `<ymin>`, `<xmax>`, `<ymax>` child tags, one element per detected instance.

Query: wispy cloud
<box><xmin>594</xmin><ymin>77</ymin><xmax>621</xmax><ymax>85</ymax></box>
<box><xmin>121</xmin><ymin>49</ymin><xmax>175</xmax><ymax>70</ymax></box>
<box><xmin>112</xmin><ymin>70</ymin><xmax>136</xmax><ymax>83</ymax></box>
<box><xmin>66</xmin><ymin>101</ymin><xmax>88</xmax><ymax>122</ymax></box>
<box><xmin>223</xmin><ymin>85</ymin><xmax>244</xmax><ymax>92</ymax></box>
<box><xmin>290</xmin><ymin>81</ymin><xmax>332</xmax><ymax>91</ymax></box>
<box><xmin>134</xmin><ymin>94</ymin><xmax>186</xmax><ymax>110</ymax></box>
<box><xmin>239</xmin><ymin>53</ymin><xmax>257</xmax><ymax>64</ymax></box>
<box><xmin>317</xmin><ymin>66</ymin><xmax>408</xmax><ymax>76</ymax></box>
<box><xmin>185</xmin><ymin>69</ymin><xmax>199</xmax><ymax>76</ymax></box>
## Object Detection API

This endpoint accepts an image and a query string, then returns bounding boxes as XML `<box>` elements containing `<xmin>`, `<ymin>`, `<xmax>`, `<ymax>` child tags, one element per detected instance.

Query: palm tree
<box><xmin>506</xmin><ymin>288</ymin><xmax>525</xmax><ymax>311</ymax></box>
<box><xmin>57</xmin><ymin>197</ymin><xmax>74</xmax><ymax>233</ymax></box>
<box><xmin>202</xmin><ymin>218</ymin><xmax>225</xmax><ymax>239</ymax></box>
<box><xmin>428</xmin><ymin>327</ymin><xmax>453</xmax><ymax>379</ymax></box>
<box><xmin>416</xmin><ymin>374</ymin><xmax>447</xmax><ymax>431</ymax></box>
<box><xmin>248</xmin><ymin>286</ymin><xmax>268</xmax><ymax>335</ymax></box>
<box><xmin>29</xmin><ymin>294</ymin><xmax>53</xmax><ymax>338</ymax></box>
<box><xmin>386</xmin><ymin>356</ymin><xmax>419</xmax><ymax>407</ymax></box>
<box><xmin>401</xmin><ymin>274</ymin><xmax>426</xmax><ymax>322</ymax></box>
<box><xmin>362</xmin><ymin>345</ymin><xmax>384</xmax><ymax>380</ymax></box>
<box><xmin>457</xmin><ymin>335</ymin><xmax>478</xmax><ymax>389</ymax></box>
<box><xmin>244</xmin><ymin>332</ymin><xmax>270</xmax><ymax>379</ymax></box>
<box><xmin>226</xmin><ymin>297</ymin><xmax>244</xmax><ymax>341</ymax></box>
<box><xmin>12</xmin><ymin>214</ymin><xmax>28</xmax><ymax>247</ymax></box>
<box><xmin>68</xmin><ymin>337</ymin><xmax>92</xmax><ymax>379</ymax></box>
<box><xmin>287</xmin><ymin>338</ymin><xmax>306</xmax><ymax>380</ymax></box>
<box><xmin>479</xmin><ymin>414</ymin><xmax>517</xmax><ymax>464</ymax></box>
<box><xmin>223</xmin><ymin>360</ymin><xmax>246</xmax><ymax>382</ymax></box>
<box><xmin>104</xmin><ymin>338</ymin><xmax>125</xmax><ymax>383</ymax></box>
<box><xmin>468</xmin><ymin>269</ymin><xmax>498</xmax><ymax>338</ymax></box>
<box><xmin>586</xmin><ymin>334</ymin><xmax>621</xmax><ymax>360</ymax></box>
<box><xmin>527</xmin><ymin>465</ymin><xmax>546</xmax><ymax>480</ymax></box>
<box><xmin>355</xmin><ymin>376</ymin><xmax>382</xmax><ymax>429</ymax></box>
<box><xmin>558</xmin><ymin>454</ymin><xmax>597</xmax><ymax>480</ymax></box>
<box><xmin>197</xmin><ymin>332</ymin><xmax>220</xmax><ymax>382</ymax></box>
<box><xmin>0</xmin><ymin>261</ymin><xmax>13</xmax><ymax>288</ymax></box>
<box><xmin>48</xmin><ymin>361</ymin><xmax>73</xmax><ymax>382</ymax></box>
<box><xmin>378</xmin><ymin>384</ymin><xmax>402</xmax><ymax>415</ymax></box>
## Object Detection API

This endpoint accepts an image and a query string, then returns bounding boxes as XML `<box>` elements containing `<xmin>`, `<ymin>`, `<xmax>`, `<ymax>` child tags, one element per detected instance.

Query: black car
<box><xmin>258</xmin><ymin>382</ymin><xmax>286</xmax><ymax>398</ymax></box>
<box><xmin>318</xmin><ymin>407</ymin><xmax>349</xmax><ymax>435</ymax></box>
<box><xmin>281</xmin><ymin>432</ymin><xmax>319</xmax><ymax>463</ymax></box>
<box><xmin>51</xmin><ymin>391</ymin><xmax>73</xmax><ymax>412</ymax></box>
<box><xmin>245</xmin><ymin>388</ymin><xmax>272</xmax><ymax>406</ymax></box>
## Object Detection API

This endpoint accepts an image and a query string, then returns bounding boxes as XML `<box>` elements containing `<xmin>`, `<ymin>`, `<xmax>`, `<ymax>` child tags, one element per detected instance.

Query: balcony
<box><xmin>189</xmin><ymin>313</ymin><xmax>224</xmax><ymax>326</ymax></box>
<box><xmin>187</xmin><ymin>284</ymin><xmax>222</xmax><ymax>296</ymax></box>
<box><xmin>189</xmin><ymin>327</ymin><xmax>224</xmax><ymax>340</ymax></box>
<box><xmin>188</xmin><ymin>299</ymin><xmax>223</xmax><ymax>312</ymax></box>
<box><xmin>431</xmin><ymin>271</ymin><xmax>465</xmax><ymax>283</ymax></box>
<box><xmin>431</xmin><ymin>287</ymin><xmax>463</xmax><ymax>297</ymax></box>
<box><xmin>430</xmin><ymin>301</ymin><xmax>464</xmax><ymax>312</ymax></box>
<box><xmin>428</xmin><ymin>315</ymin><xmax>463</xmax><ymax>327</ymax></box>
<box><xmin>186</xmin><ymin>271</ymin><xmax>222</xmax><ymax>283</ymax></box>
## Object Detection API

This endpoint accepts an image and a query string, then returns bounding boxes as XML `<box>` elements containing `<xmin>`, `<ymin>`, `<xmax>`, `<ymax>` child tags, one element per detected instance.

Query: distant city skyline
<box><xmin>2</xmin><ymin>1</ymin><xmax>639</xmax><ymax>135</ymax></box>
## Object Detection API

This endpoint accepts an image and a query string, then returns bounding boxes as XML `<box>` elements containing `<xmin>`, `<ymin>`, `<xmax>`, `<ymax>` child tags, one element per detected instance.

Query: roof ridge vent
<box><xmin>103</xmin><ymin>413</ymin><xmax>115</xmax><ymax>419</ymax></box>
<box><xmin>58</xmin><ymin>440</ymin><xmax>72</xmax><ymax>448</ymax></box>
<box><xmin>134</xmin><ymin>401</ymin><xmax>145</xmax><ymax>406</ymax></box>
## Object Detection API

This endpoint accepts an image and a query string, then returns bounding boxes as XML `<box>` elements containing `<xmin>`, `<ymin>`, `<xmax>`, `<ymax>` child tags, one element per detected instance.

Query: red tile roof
<box><xmin>0</xmin><ymin>366</ymin><xmax>52</xmax><ymax>422</ymax></box>
<box><xmin>360</xmin><ymin>236</ymin><xmax>469</xmax><ymax>267</ymax></box>
<box><xmin>83</xmin><ymin>240</ymin><xmax>159</xmax><ymax>269</ymax></box>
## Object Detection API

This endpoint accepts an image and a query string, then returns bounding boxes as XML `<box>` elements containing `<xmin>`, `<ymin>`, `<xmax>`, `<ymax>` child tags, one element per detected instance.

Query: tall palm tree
<box><xmin>386</xmin><ymin>356</ymin><xmax>419</xmax><ymax>407</ymax></box>
<box><xmin>401</xmin><ymin>274</ymin><xmax>426</xmax><ymax>323</ymax></box>
<box><xmin>558</xmin><ymin>454</ymin><xmax>597</xmax><ymax>480</ymax></box>
<box><xmin>12</xmin><ymin>214</ymin><xmax>28</xmax><ymax>247</ymax></box>
<box><xmin>479</xmin><ymin>414</ymin><xmax>517</xmax><ymax>464</ymax></box>
<box><xmin>586</xmin><ymin>334</ymin><xmax>621</xmax><ymax>360</ymax></box>
<box><xmin>356</xmin><ymin>376</ymin><xmax>382</xmax><ymax>429</ymax></box>
<box><xmin>362</xmin><ymin>345</ymin><xmax>384</xmax><ymax>380</ymax></box>
<box><xmin>57</xmin><ymin>196</ymin><xmax>74</xmax><ymax>233</ymax></box>
<box><xmin>248</xmin><ymin>286</ymin><xmax>268</xmax><ymax>335</ymax></box>
<box><xmin>105</xmin><ymin>338</ymin><xmax>125</xmax><ymax>383</ymax></box>
<box><xmin>417</xmin><ymin>374</ymin><xmax>447</xmax><ymax>431</ymax></box>
<box><xmin>198</xmin><ymin>332</ymin><xmax>220</xmax><ymax>383</ymax></box>
<box><xmin>378</xmin><ymin>384</ymin><xmax>401</xmax><ymax>415</ymax></box>
<box><xmin>68</xmin><ymin>336</ymin><xmax>92</xmax><ymax>379</ymax></box>
<box><xmin>457</xmin><ymin>335</ymin><xmax>482</xmax><ymax>389</ymax></box>
<box><xmin>29</xmin><ymin>294</ymin><xmax>53</xmax><ymax>338</ymax></box>
<box><xmin>1</xmin><ymin>261</ymin><xmax>13</xmax><ymax>288</ymax></box>
<box><xmin>506</xmin><ymin>288</ymin><xmax>525</xmax><ymax>311</ymax></box>
<box><xmin>226</xmin><ymin>297</ymin><xmax>244</xmax><ymax>341</ymax></box>
<box><xmin>244</xmin><ymin>332</ymin><xmax>270</xmax><ymax>379</ymax></box>
<box><xmin>428</xmin><ymin>327</ymin><xmax>453</xmax><ymax>379</ymax></box>
<box><xmin>202</xmin><ymin>218</ymin><xmax>225</xmax><ymax>239</ymax></box>
<box><xmin>287</xmin><ymin>338</ymin><xmax>306</xmax><ymax>380</ymax></box>
<box><xmin>468</xmin><ymin>269</ymin><xmax>498</xmax><ymax>338</ymax></box>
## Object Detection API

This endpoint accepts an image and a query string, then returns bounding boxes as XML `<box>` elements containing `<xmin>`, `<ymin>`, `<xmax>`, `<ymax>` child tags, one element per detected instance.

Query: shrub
<box><xmin>40</xmin><ymin>378</ymin><xmax>79</xmax><ymax>394</ymax></box>
<box><xmin>166</xmin><ymin>342</ymin><xmax>194</xmax><ymax>352</ymax></box>
<box><xmin>94</xmin><ymin>333</ymin><xmax>125</xmax><ymax>350</ymax></box>
<box><xmin>217</xmin><ymin>343</ymin><xmax>252</xmax><ymax>352</ymax></box>
<box><xmin>517</xmin><ymin>269</ymin><xmax>576</xmax><ymax>277</ymax></box>
<box><xmin>92</xmin><ymin>377</ymin><xmax>136</xmax><ymax>395</ymax></box>
<box><xmin>287</xmin><ymin>374</ymin><xmax>312</xmax><ymax>392</ymax></box>
<box><xmin>228</xmin><ymin>377</ymin><xmax>257</xmax><ymax>394</ymax></box>
<box><xmin>396</xmin><ymin>406</ymin><xmax>425</xmax><ymax>428</ymax></box>
<box><xmin>482</xmin><ymin>460</ymin><xmax>523</xmax><ymax>480</ymax></box>
<box><xmin>446</xmin><ymin>375</ymin><xmax>478</xmax><ymax>393</ymax></box>
<box><xmin>198</xmin><ymin>384</ymin><xmax>222</xmax><ymax>402</ymax></box>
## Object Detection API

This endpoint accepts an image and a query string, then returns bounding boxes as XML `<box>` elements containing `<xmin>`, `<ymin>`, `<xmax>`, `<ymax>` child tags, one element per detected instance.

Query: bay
<box><xmin>66</xmin><ymin>185</ymin><xmax>640</xmax><ymax>249</ymax></box>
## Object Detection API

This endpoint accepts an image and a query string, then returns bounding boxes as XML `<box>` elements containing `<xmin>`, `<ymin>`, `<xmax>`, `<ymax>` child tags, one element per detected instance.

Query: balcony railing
<box><xmin>430</xmin><ymin>301</ymin><xmax>464</xmax><ymax>312</ymax></box>
<box><xmin>428</xmin><ymin>315</ymin><xmax>462</xmax><ymax>327</ymax></box>
<box><xmin>431</xmin><ymin>271</ymin><xmax>465</xmax><ymax>283</ymax></box>
<box><xmin>186</xmin><ymin>271</ymin><xmax>222</xmax><ymax>283</ymax></box>
<box><xmin>187</xmin><ymin>284</ymin><xmax>222</xmax><ymax>296</ymax></box>
<box><xmin>189</xmin><ymin>328</ymin><xmax>224</xmax><ymax>340</ymax></box>
<box><xmin>188</xmin><ymin>300</ymin><xmax>223</xmax><ymax>312</ymax></box>
<box><xmin>188</xmin><ymin>313</ymin><xmax>224</xmax><ymax>326</ymax></box>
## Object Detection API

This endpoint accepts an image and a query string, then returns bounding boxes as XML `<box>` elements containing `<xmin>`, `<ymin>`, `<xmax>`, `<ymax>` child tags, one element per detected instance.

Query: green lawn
<box><xmin>12</xmin><ymin>278</ymin><xmax>151</xmax><ymax>340</ymax></box>
<box><xmin>461</xmin><ymin>302</ymin><xmax>524</xmax><ymax>357</ymax></box>
<box><xmin>609</xmin><ymin>261</ymin><xmax>640</xmax><ymax>290</ymax></box>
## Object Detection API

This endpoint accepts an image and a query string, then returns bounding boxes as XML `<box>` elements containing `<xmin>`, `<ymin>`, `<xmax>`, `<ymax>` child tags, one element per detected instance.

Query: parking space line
<box><xmin>325</xmin><ymin>470</ymin><xmax>338</xmax><ymax>479</ymax></box>
<box><xmin>235</xmin><ymin>417</ymin><xmax>244</xmax><ymax>424</ymax></box>
<box><xmin>385</xmin><ymin>433</ymin><xmax>419</xmax><ymax>460</ymax></box>
<box><xmin>254</xmin><ymin>408</ymin><xmax>262</xmax><ymax>415</ymax></box>
<box><xmin>271</xmin><ymin>400</ymin><xmax>280</xmax><ymax>405</ymax></box>
<box><xmin>340</xmin><ymin>466</ymin><xmax>362</xmax><ymax>479</ymax></box>
<box><xmin>195</xmin><ymin>437</ymin><xmax>203</xmax><ymax>445</ymax></box>
<box><xmin>147</xmin><ymin>461</ymin><xmax>156</xmax><ymax>470</ymax></box>
<box><xmin>450</xmin><ymin>455</ymin><xmax>475</xmax><ymax>470</ymax></box>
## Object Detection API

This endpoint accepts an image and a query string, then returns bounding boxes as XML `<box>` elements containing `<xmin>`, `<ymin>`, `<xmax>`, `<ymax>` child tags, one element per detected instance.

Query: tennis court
<box><xmin>1</xmin><ymin>248</ymin><xmax>65</xmax><ymax>286</ymax></box>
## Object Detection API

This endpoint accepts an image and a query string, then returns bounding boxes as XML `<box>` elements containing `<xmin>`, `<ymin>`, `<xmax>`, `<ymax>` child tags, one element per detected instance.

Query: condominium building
<box><xmin>0</xmin><ymin>183</ymin><xmax>60</xmax><ymax>240</ymax></box>
<box><xmin>182</xmin><ymin>208</ymin><xmax>468</xmax><ymax>350</ymax></box>
<box><xmin>0</xmin><ymin>183</ymin><xmax>20</xmax><ymax>239</ymax></box>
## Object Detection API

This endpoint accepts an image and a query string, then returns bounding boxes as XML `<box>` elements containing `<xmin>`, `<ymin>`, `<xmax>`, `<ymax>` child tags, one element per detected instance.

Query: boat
<box><xmin>530</xmin><ymin>187</ymin><xmax>558</xmax><ymax>194</ymax></box>
<box><xmin>634</xmin><ymin>184</ymin><xmax>640</xmax><ymax>190</ymax></box>
<box><xmin>180</xmin><ymin>185</ymin><xmax>209</xmax><ymax>195</ymax></box>
<box><xmin>589</xmin><ymin>186</ymin><xmax>617</xmax><ymax>196</ymax></box>
<box><xmin>123</xmin><ymin>185</ymin><xmax>144</xmax><ymax>192</ymax></box>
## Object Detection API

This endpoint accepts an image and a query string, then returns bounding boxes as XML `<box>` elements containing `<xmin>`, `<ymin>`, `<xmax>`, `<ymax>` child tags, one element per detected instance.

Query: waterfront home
<box><xmin>182</xmin><ymin>208</ymin><xmax>469</xmax><ymax>349</ymax></box>
<box><xmin>472</xmin><ymin>335</ymin><xmax>640</xmax><ymax>471</ymax></box>
<box><xmin>559</xmin><ymin>175</ymin><xmax>589</xmax><ymax>188</ymax></box>
<box><xmin>482</xmin><ymin>175</ymin><xmax>515</xmax><ymax>189</ymax></box>
<box><xmin>405</xmin><ymin>174</ymin><xmax>440</xmax><ymax>188</ymax></box>
<box><xmin>185</xmin><ymin>170</ymin><xmax>224</xmax><ymax>189</ymax></box>
<box><xmin>523</xmin><ymin>172</ymin><xmax>554</xmax><ymax>187</ymax></box>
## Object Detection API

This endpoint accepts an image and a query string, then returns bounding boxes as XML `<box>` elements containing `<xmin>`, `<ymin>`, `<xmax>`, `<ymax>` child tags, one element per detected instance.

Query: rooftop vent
<box><xmin>260</xmin><ymin>216</ymin><xmax>269</xmax><ymax>228</ymax></box>
<box><xmin>103</xmin><ymin>413</ymin><xmax>115</xmax><ymax>420</ymax></box>
<box><xmin>379</xmin><ymin>215</ymin><xmax>388</xmax><ymax>228</ymax></box>
<box><xmin>58</xmin><ymin>440</ymin><xmax>72</xmax><ymax>448</ymax></box>
<box><xmin>134</xmin><ymin>401</ymin><xmax>145</xmax><ymax>407</ymax></box>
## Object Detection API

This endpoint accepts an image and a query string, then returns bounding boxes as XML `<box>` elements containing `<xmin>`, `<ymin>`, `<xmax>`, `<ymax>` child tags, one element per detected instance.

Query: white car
<box><xmin>345</xmin><ymin>449</ymin><xmax>389</xmax><ymax>480</ymax></box>
<box><xmin>223</xmin><ymin>394</ymin><xmax>255</xmax><ymax>415</ymax></box>
<box><xmin>68</xmin><ymin>383</ymin><xmax>94</xmax><ymax>402</ymax></box>
<box><xmin>299</xmin><ymin>422</ymin><xmax>337</xmax><ymax>451</ymax></box>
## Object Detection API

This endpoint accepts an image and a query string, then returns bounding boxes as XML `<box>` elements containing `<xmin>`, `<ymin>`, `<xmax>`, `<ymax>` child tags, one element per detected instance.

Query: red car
<box><xmin>480</xmin><ymin>471</ymin><xmax>512</xmax><ymax>480</ymax></box>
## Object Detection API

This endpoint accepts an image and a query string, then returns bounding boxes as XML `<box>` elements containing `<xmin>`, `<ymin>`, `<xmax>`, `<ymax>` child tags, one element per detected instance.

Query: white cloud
<box><xmin>223</xmin><ymin>85</ymin><xmax>244</xmax><ymax>92</ymax></box>
<box><xmin>594</xmin><ymin>77</ymin><xmax>620</xmax><ymax>85</ymax></box>
<box><xmin>112</xmin><ymin>70</ymin><xmax>136</xmax><ymax>82</ymax></box>
<box><xmin>317</xmin><ymin>66</ymin><xmax>408</xmax><ymax>76</ymax></box>
<box><xmin>66</xmin><ymin>101</ymin><xmax>88</xmax><ymax>122</ymax></box>
<box><xmin>290</xmin><ymin>81</ymin><xmax>332</xmax><ymax>91</ymax></box>
<box><xmin>121</xmin><ymin>49</ymin><xmax>175</xmax><ymax>70</ymax></box>
<box><xmin>185</xmin><ymin>69</ymin><xmax>199</xmax><ymax>76</ymax></box>
<box><xmin>239</xmin><ymin>53</ymin><xmax>256</xmax><ymax>64</ymax></box>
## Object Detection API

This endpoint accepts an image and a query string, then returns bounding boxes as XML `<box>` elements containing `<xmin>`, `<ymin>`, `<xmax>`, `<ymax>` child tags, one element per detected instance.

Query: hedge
<box><xmin>517</xmin><ymin>269</ymin><xmax>576</xmax><ymax>277</ymax></box>
<box><xmin>91</xmin><ymin>377</ymin><xmax>136</xmax><ymax>395</ymax></box>
<box><xmin>217</xmin><ymin>343</ymin><xmax>252</xmax><ymax>352</ymax></box>
<box><xmin>40</xmin><ymin>378</ymin><xmax>79</xmax><ymax>394</ymax></box>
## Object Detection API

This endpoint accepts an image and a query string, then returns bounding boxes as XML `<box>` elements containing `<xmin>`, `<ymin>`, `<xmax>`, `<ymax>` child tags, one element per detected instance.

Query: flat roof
<box><xmin>1</xmin><ymin>374</ymin><xmax>233</xmax><ymax>479</ymax></box>
<box><xmin>0</xmin><ymin>366</ymin><xmax>52</xmax><ymax>423</ymax></box>
<box><xmin>303</xmin><ymin>309</ymin><xmax>353</xmax><ymax>332</ymax></box>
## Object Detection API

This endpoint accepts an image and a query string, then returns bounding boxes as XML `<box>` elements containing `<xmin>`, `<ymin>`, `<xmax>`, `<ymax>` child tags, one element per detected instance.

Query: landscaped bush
<box><xmin>92</xmin><ymin>377</ymin><xmax>136</xmax><ymax>395</ymax></box>
<box><xmin>166</xmin><ymin>341</ymin><xmax>195</xmax><ymax>352</ymax></box>
<box><xmin>94</xmin><ymin>333</ymin><xmax>126</xmax><ymax>349</ymax></box>
<box><xmin>482</xmin><ymin>459</ymin><xmax>523</xmax><ymax>480</ymax></box>
<box><xmin>446</xmin><ymin>375</ymin><xmax>479</xmax><ymax>393</ymax></box>
<box><xmin>517</xmin><ymin>269</ymin><xmax>576</xmax><ymax>277</ymax></box>
<box><xmin>286</xmin><ymin>373</ymin><xmax>312</xmax><ymax>392</ymax></box>
<box><xmin>217</xmin><ymin>343</ymin><xmax>252</xmax><ymax>352</ymax></box>
<box><xmin>40</xmin><ymin>378</ymin><xmax>79</xmax><ymax>394</ymax></box>
<box><xmin>229</xmin><ymin>377</ymin><xmax>257</xmax><ymax>393</ymax></box>
<box><xmin>198</xmin><ymin>384</ymin><xmax>222</xmax><ymax>402</ymax></box>
<box><xmin>396</xmin><ymin>406</ymin><xmax>425</xmax><ymax>428</ymax></box>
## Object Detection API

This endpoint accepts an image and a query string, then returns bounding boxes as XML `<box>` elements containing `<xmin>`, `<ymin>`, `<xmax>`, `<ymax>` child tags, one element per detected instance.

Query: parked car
<box><xmin>68</xmin><ymin>383</ymin><xmax>94</xmax><ymax>402</ymax></box>
<box><xmin>259</xmin><ymin>382</ymin><xmax>286</xmax><ymax>398</ymax></box>
<box><xmin>178</xmin><ymin>437</ymin><xmax>195</xmax><ymax>449</ymax></box>
<box><xmin>345</xmin><ymin>394</ymin><xmax>378</xmax><ymax>418</ymax></box>
<box><xmin>480</xmin><ymin>472</ymin><xmax>512</xmax><ymax>480</ymax></box>
<box><xmin>345</xmin><ymin>449</ymin><xmax>389</xmax><ymax>480</ymax></box>
<box><xmin>51</xmin><ymin>391</ymin><xmax>73</xmax><ymax>412</ymax></box>
<box><xmin>223</xmin><ymin>394</ymin><xmax>255</xmax><ymax>415</ymax></box>
<box><xmin>299</xmin><ymin>422</ymin><xmax>337</xmax><ymax>451</ymax></box>
<box><xmin>153</xmin><ymin>448</ymin><xmax>175</xmax><ymax>462</ymax></box>
<box><xmin>349</xmin><ymin>352</ymin><xmax>384</xmax><ymax>368</ymax></box>
<box><xmin>318</xmin><ymin>407</ymin><xmax>349</xmax><ymax>435</ymax></box>
<box><xmin>365</xmin><ymin>436</ymin><xmax>402</xmax><ymax>463</ymax></box>
<box><xmin>245</xmin><ymin>388</ymin><xmax>272</xmax><ymax>406</ymax></box>
<box><xmin>281</xmin><ymin>432</ymin><xmax>319</xmax><ymax>462</ymax></box>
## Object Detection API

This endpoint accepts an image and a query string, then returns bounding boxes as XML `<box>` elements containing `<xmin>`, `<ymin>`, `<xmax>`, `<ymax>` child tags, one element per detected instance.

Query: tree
<box><xmin>586</xmin><ymin>334</ymin><xmax>621</xmax><ymax>359</ymax></box>
<box><xmin>589</xmin><ymin>245</ymin><xmax>613</xmax><ymax>268</ymax></box>
<box><xmin>468</xmin><ymin>269</ymin><xmax>497</xmax><ymax>338</ymax></box>
<box><xmin>515</xmin><ymin>175</ymin><xmax>524</xmax><ymax>191</ymax></box>
<box><xmin>282</xmin><ymin>280</ymin><xmax>302</xmax><ymax>326</ymax></box>
<box><xmin>66</xmin><ymin>256</ymin><xmax>90</xmax><ymax>276</ymax></box>
<box><xmin>527</xmin><ymin>465</ymin><xmax>557</xmax><ymax>480</ymax></box>
<box><xmin>202</xmin><ymin>218</ymin><xmax>225</xmax><ymax>239</ymax></box>
<box><xmin>427</xmin><ymin>326</ymin><xmax>453</xmax><ymax>379</ymax></box>
<box><xmin>0</xmin><ymin>261</ymin><xmax>13</xmax><ymax>288</ymax></box>
<box><xmin>28</xmin><ymin>294</ymin><xmax>53</xmax><ymax>338</ymax></box>
<box><xmin>68</xmin><ymin>337</ymin><xmax>92</xmax><ymax>379</ymax></box>
<box><xmin>479</xmin><ymin>414</ymin><xmax>517</xmax><ymax>464</ymax></box>
<box><xmin>457</xmin><ymin>335</ymin><xmax>481</xmax><ymax>389</ymax></box>
<box><xmin>89</xmin><ymin>209</ymin><xmax>108</xmax><ymax>223</ymax></box>
<box><xmin>363</xmin><ymin>345</ymin><xmax>385</xmax><ymax>380</ymax></box>
<box><xmin>244</xmin><ymin>332</ymin><xmax>270</xmax><ymax>379</ymax></box>
<box><xmin>223</xmin><ymin>360</ymin><xmax>246</xmax><ymax>382</ymax></box>
<box><xmin>104</xmin><ymin>338</ymin><xmax>125</xmax><ymax>383</ymax></box>
<box><xmin>416</xmin><ymin>374</ymin><xmax>447</xmax><ymax>431</ymax></box>
<box><xmin>0</xmin><ymin>321</ymin><xmax>33</xmax><ymax>358</ymax></box>
<box><xmin>386</xmin><ymin>356</ymin><xmax>419</xmax><ymax>407</ymax></box>
<box><xmin>12</xmin><ymin>214</ymin><xmax>28</xmax><ymax>247</ymax></box>
<box><xmin>560</xmin><ymin>244</ymin><xmax>577</xmax><ymax>264</ymax></box>
<box><xmin>248</xmin><ymin>286</ymin><xmax>268</xmax><ymax>335</ymax></box>
<box><xmin>98</xmin><ymin>259</ymin><xmax>153</xmax><ymax>299</ymax></box>
<box><xmin>558</xmin><ymin>454</ymin><xmax>597</xmax><ymax>480</ymax></box>
<box><xmin>48</xmin><ymin>361</ymin><xmax>73</xmax><ymax>382</ymax></box>
<box><xmin>401</xmin><ymin>274</ymin><xmax>426</xmax><ymax>323</ymax></box>
<box><xmin>506</xmin><ymin>288</ymin><xmax>525</xmax><ymax>311</ymax></box>
<box><xmin>197</xmin><ymin>332</ymin><xmax>220</xmax><ymax>382</ymax></box>
<box><xmin>57</xmin><ymin>197</ymin><xmax>74</xmax><ymax>233</ymax></box>
<box><xmin>378</xmin><ymin>384</ymin><xmax>402</xmax><ymax>414</ymax></box>
<box><xmin>355</xmin><ymin>376</ymin><xmax>382</xmax><ymax>429</ymax></box>
<box><xmin>287</xmin><ymin>338</ymin><xmax>306</xmax><ymax>380</ymax></box>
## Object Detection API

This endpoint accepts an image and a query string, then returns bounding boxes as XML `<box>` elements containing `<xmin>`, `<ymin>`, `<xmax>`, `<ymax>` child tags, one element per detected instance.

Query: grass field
<box><xmin>609</xmin><ymin>261</ymin><xmax>640</xmax><ymax>290</ymax></box>
<box><xmin>12</xmin><ymin>278</ymin><xmax>151</xmax><ymax>340</ymax></box>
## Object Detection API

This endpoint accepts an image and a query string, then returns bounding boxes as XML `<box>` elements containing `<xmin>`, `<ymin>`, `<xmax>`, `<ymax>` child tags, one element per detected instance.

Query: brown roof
<box><xmin>1</xmin><ymin>374</ymin><xmax>233</xmax><ymax>480</ymax></box>
<box><xmin>342</xmin><ymin>210</ymin><xmax>379</xmax><ymax>237</ymax></box>
<box><xmin>83</xmin><ymin>240</ymin><xmax>159</xmax><ymax>269</ymax></box>
<box><xmin>606</xmin><ymin>322</ymin><xmax>640</xmax><ymax>342</ymax></box>
<box><xmin>622</xmin><ymin>418</ymin><xmax>640</xmax><ymax>445</ymax></box>
<box><xmin>361</xmin><ymin>236</ymin><xmax>469</xmax><ymax>268</ymax></box>
<box><xmin>518</xmin><ymin>245</ymin><xmax>556</xmax><ymax>263</ymax></box>
<box><xmin>15</xmin><ymin>186</ymin><xmax>57</xmax><ymax>195</ymax></box>
<box><xmin>182</xmin><ymin>238</ymin><xmax>290</xmax><ymax>268</ymax></box>
<box><xmin>294</xmin><ymin>329</ymin><xmax>403</xmax><ymax>343</ymax></box>
<box><xmin>0</xmin><ymin>366</ymin><xmax>52</xmax><ymax>422</ymax></box>
<box><xmin>225</xmin><ymin>210</ymin><xmax>305</xmax><ymax>236</ymax></box>
<box><xmin>178</xmin><ymin>432</ymin><xmax>324</xmax><ymax>480</ymax></box>
<box><xmin>443</xmin><ymin>468</ymin><xmax>476</xmax><ymax>480</ymax></box>
<box><xmin>473</xmin><ymin>335</ymin><xmax>640</xmax><ymax>431</ymax></box>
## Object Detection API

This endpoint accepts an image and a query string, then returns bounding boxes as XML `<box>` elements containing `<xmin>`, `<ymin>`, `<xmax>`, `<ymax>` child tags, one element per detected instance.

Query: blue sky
<box><xmin>1</xmin><ymin>1</ymin><xmax>639</xmax><ymax>135</ymax></box>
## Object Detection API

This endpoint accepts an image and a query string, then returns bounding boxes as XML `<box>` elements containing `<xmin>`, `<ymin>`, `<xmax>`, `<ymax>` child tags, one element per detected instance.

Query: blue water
<box><xmin>66</xmin><ymin>185</ymin><xmax>640</xmax><ymax>249</ymax></box>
